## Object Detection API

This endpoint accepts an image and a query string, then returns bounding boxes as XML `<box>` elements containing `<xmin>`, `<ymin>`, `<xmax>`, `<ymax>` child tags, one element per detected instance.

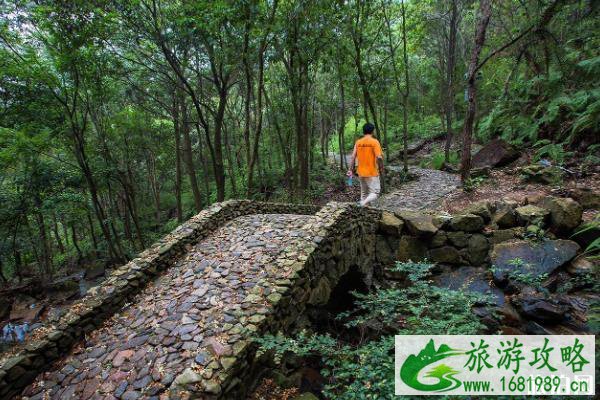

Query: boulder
<box><xmin>308</xmin><ymin>277</ymin><xmax>331</xmax><ymax>306</ymax></box>
<box><xmin>427</xmin><ymin>246</ymin><xmax>461</xmax><ymax>265</ymax></box>
<box><xmin>489</xmin><ymin>228</ymin><xmax>525</xmax><ymax>245</ymax></box>
<box><xmin>465</xmin><ymin>234</ymin><xmax>490</xmax><ymax>266</ymax></box>
<box><xmin>566</xmin><ymin>256</ymin><xmax>595</xmax><ymax>276</ymax></box>
<box><xmin>490</xmin><ymin>239</ymin><xmax>580</xmax><ymax>284</ymax></box>
<box><xmin>399</xmin><ymin>212</ymin><xmax>439</xmax><ymax>237</ymax></box>
<box><xmin>9</xmin><ymin>296</ymin><xmax>45</xmax><ymax>323</ymax></box>
<box><xmin>525</xmin><ymin>193</ymin><xmax>545</xmax><ymax>205</ymax></box>
<box><xmin>397</xmin><ymin>236</ymin><xmax>428</xmax><ymax>262</ymax></box>
<box><xmin>493</xmin><ymin>207</ymin><xmax>519</xmax><ymax>229</ymax></box>
<box><xmin>432</xmin><ymin>266</ymin><xmax>504</xmax><ymax>307</ymax></box>
<box><xmin>498</xmin><ymin>303</ymin><xmax>523</xmax><ymax>327</ymax></box>
<box><xmin>173</xmin><ymin>368</ymin><xmax>202</xmax><ymax>386</ymax></box>
<box><xmin>429</xmin><ymin>232</ymin><xmax>448</xmax><ymax>248</ymax></box>
<box><xmin>569</xmin><ymin>188</ymin><xmax>600</xmax><ymax>209</ymax></box>
<box><xmin>375</xmin><ymin>236</ymin><xmax>395</xmax><ymax>265</ymax></box>
<box><xmin>463</xmin><ymin>201</ymin><xmax>493</xmax><ymax>222</ymax></box>
<box><xmin>85</xmin><ymin>265</ymin><xmax>106</xmax><ymax>280</ymax></box>
<box><xmin>472</xmin><ymin>138</ymin><xmax>519</xmax><ymax>169</ymax></box>
<box><xmin>539</xmin><ymin>197</ymin><xmax>582</xmax><ymax>232</ymax></box>
<box><xmin>512</xmin><ymin>292</ymin><xmax>583</xmax><ymax>325</ymax></box>
<box><xmin>378</xmin><ymin>211</ymin><xmax>404</xmax><ymax>236</ymax></box>
<box><xmin>520</xmin><ymin>164</ymin><xmax>564</xmax><ymax>184</ymax></box>
<box><xmin>514</xmin><ymin>294</ymin><xmax>568</xmax><ymax>323</ymax></box>
<box><xmin>515</xmin><ymin>205</ymin><xmax>549</xmax><ymax>225</ymax></box>
<box><xmin>447</xmin><ymin>231</ymin><xmax>469</xmax><ymax>248</ymax></box>
<box><xmin>450</xmin><ymin>214</ymin><xmax>484</xmax><ymax>232</ymax></box>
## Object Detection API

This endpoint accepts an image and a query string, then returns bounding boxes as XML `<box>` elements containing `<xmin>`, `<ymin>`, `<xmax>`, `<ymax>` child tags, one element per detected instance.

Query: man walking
<box><xmin>347</xmin><ymin>122</ymin><xmax>384</xmax><ymax>206</ymax></box>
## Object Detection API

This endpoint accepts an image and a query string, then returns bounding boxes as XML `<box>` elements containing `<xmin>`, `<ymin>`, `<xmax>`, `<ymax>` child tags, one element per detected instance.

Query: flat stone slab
<box><xmin>433</xmin><ymin>266</ymin><xmax>505</xmax><ymax>307</ymax></box>
<box><xmin>490</xmin><ymin>239</ymin><xmax>580</xmax><ymax>284</ymax></box>
<box><xmin>21</xmin><ymin>214</ymin><xmax>317</xmax><ymax>399</ymax></box>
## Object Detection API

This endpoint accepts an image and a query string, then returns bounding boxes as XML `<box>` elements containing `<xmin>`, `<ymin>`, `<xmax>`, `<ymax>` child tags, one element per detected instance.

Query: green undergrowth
<box><xmin>419</xmin><ymin>149</ymin><xmax>459</xmax><ymax>170</ymax></box>
<box><xmin>256</xmin><ymin>261</ymin><xmax>494</xmax><ymax>399</ymax></box>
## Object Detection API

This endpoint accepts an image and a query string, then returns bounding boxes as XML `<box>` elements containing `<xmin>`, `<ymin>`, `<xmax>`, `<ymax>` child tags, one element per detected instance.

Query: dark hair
<box><xmin>363</xmin><ymin>122</ymin><xmax>375</xmax><ymax>134</ymax></box>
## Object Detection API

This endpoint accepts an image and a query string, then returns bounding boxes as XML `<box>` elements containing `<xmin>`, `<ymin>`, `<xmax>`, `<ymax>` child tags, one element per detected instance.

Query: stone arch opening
<box><xmin>306</xmin><ymin>265</ymin><xmax>370</xmax><ymax>339</ymax></box>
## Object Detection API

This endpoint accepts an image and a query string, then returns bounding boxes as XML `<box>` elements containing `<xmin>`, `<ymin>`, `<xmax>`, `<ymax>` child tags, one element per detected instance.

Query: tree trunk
<box><xmin>86</xmin><ymin>208</ymin><xmax>99</xmax><ymax>259</ymax></box>
<box><xmin>401</xmin><ymin>0</ymin><xmax>410</xmax><ymax>173</ymax></box>
<box><xmin>123</xmin><ymin>187</ymin><xmax>145</xmax><ymax>248</ymax></box>
<box><xmin>383</xmin><ymin>102</ymin><xmax>389</xmax><ymax>158</ymax></box>
<box><xmin>180</xmin><ymin>93</ymin><xmax>203</xmax><ymax>211</ymax></box>
<box><xmin>444</xmin><ymin>0</ymin><xmax>459</xmax><ymax>163</ymax></box>
<box><xmin>0</xmin><ymin>257</ymin><xmax>7</xmax><ymax>285</ymax></box>
<box><xmin>52</xmin><ymin>214</ymin><xmax>65</xmax><ymax>254</ymax></box>
<box><xmin>338</xmin><ymin>67</ymin><xmax>347</xmax><ymax>171</ymax></box>
<box><xmin>223</xmin><ymin>123</ymin><xmax>238</xmax><ymax>197</ymax></box>
<box><xmin>71</xmin><ymin>224</ymin><xmax>83</xmax><ymax>263</ymax></box>
<box><xmin>213</xmin><ymin>86</ymin><xmax>228</xmax><ymax>202</ymax></box>
<box><xmin>172</xmin><ymin>91</ymin><xmax>183</xmax><ymax>222</ymax></box>
<box><xmin>33</xmin><ymin>198</ymin><xmax>52</xmax><ymax>279</ymax></box>
<box><xmin>460</xmin><ymin>0</ymin><xmax>492</xmax><ymax>183</ymax></box>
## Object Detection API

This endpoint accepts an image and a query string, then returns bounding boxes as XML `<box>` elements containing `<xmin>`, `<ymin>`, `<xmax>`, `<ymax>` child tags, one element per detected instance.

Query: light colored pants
<box><xmin>359</xmin><ymin>176</ymin><xmax>381</xmax><ymax>206</ymax></box>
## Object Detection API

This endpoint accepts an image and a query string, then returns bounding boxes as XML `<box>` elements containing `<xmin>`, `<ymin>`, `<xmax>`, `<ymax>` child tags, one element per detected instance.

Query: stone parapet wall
<box><xmin>0</xmin><ymin>200</ymin><xmax>320</xmax><ymax>400</ymax></box>
<box><xmin>375</xmin><ymin>209</ymin><xmax>491</xmax><ymax>269</ymax></box>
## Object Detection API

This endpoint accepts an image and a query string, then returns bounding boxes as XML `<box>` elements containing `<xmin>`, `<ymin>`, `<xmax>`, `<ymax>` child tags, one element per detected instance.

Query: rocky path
<box><xmin>374</xmin><ymin>166</ymin><xmax>460</xmax><ymax>211</ymax></box>
<box><xmin>21</xmin><ymin>214</ymin><xmax>317</xmax><ymax>400</ymax></box>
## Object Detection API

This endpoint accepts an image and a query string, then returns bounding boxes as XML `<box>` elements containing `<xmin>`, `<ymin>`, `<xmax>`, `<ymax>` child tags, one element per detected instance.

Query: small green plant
<box><xmin>463</xmin><ymin>175</ymin><xmax>487</xmax><ymax>192</ymax></box>
<box><xmin>492</xmin><ymin>258</ymin><xmax>550</xmax><ymax>294</ymax></box>
<box><xmin>524</xmin><ymin>220</ymin><xmax>547</xmax><ymax>241</ymax></box>
<box><xmin>572</xmin><ymin>216</ymin><xmax>600</xmax><ymax>259</ymax></box>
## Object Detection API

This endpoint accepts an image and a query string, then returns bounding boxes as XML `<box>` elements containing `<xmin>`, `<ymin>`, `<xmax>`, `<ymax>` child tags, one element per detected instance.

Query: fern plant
<box><xmin>573</xmin><ymin>216</ymin><xmax>600</xmax><ymax>259</ymax></box>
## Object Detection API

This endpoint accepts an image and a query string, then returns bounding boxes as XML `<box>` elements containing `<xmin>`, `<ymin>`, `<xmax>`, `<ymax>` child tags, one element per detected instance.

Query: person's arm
<box><xmin>375</xmin><ymin>141</ymin><xmax>384</xmax><ymax>174</ymax></box>
<box><xmin>377</xmin><ymin>155</ymin><xmax>384</xmax><ymax>174</ymax></box>
<box><xmin>347</xmin><ymin>143</ymin><xmax>357</xmax><ymax>176</ymax></box>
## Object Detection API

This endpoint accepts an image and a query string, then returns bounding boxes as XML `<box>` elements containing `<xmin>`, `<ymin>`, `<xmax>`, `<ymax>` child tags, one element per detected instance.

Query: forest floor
<box><xmin>442</xmin><ymin>167</ymin><xmax>600</xmax><ymax>221</ymax></box>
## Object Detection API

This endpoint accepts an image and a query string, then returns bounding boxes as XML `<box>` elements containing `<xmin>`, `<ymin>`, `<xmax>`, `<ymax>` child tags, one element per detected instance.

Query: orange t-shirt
<box><xmin>355</xmin><ymin>135</ymin><xmax>383</xmax><ymax>177</ymax></box>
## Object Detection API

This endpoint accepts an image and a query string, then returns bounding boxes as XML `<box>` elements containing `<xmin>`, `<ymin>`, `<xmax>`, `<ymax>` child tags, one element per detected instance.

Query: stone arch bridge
<box><xmin>1</xmin><ymin>201</ymin><xmax>383</xmax><ymax>400</ymax></box>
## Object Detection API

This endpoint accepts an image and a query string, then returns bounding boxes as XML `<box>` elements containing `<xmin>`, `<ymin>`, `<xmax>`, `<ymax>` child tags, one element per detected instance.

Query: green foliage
<box><xmin>256</xmin><ymin>261</ymin><xmax>492</xmax><ymax>399</ymax></box>
<box><xmin>341</xmin><ymin>261</ymin><xmax>491</xmax><ymax>334</ymax></box>
<box><xmin>462</xmin><ymin>175</ymin><xmax>487</xmax><ymax>192</ymax></box>
<box><xmin>420</xmin><ymin>149</ymin><xmax>459</xmax><ymax>170</ymax></box>
<box><xmin>532</xmin><ymin>140</ymin><xmax>573</xmax><ymax>165</ymax></box>
<box><xmin>478</xmin><ymin>79</ymin><xmax>600</xmax><ymax>147</ymax></box>
<box><xmin>258</xmin><ymin>332</ymin><xmax>396</xmax><ymax>400</ymax></box>
<box><xmin>573</xmin><ymin>216</ymin><xmax>600</xmax><ymax>259</ymax></box>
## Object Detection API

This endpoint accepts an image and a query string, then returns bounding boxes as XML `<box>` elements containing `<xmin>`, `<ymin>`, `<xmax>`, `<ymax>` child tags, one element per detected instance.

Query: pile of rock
<box><xmin>519</xmin><ymin>164</ymin><xmax>565</xmax><ymax>184</ymax></box>
<box><xmin>376</xmin><ymin>207</ymin><xmax>491</xmax><ymax>269</ymax></box>
<box><xmin>376</xmin><ymin>195</ymin><xmax>597</xmax><ymax>335</ymax></box>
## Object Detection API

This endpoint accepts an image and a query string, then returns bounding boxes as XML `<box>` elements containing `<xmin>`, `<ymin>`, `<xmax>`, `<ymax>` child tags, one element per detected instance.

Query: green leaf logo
<box><xmin>400</xmin><ymin>339</ymin><xmax>464</xmax><ymax>392</ymax></box>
